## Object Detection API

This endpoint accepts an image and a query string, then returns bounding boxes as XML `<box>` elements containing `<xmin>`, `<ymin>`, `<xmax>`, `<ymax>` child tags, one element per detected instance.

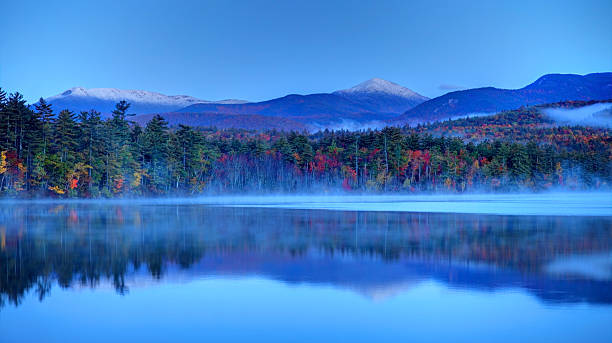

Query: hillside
<box><xmin>400</xmin><ymin>100</ymin><xmax>612</xmax><ymax>144</ymax></box>
<box><xmin>394</xmin><ymin>73</ymin><xmax>612</xmax><ymax>124</ymax></box>
<box><xmin>176</xmin><ymin>78</ymin><xmax>428</xmax><ymax>124</ymax></box>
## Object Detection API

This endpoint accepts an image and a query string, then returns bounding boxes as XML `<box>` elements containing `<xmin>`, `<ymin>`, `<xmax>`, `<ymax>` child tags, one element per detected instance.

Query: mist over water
<box><xmin>214</xmin><ymin>192</ymin><xmax>612</xmax><ymax>216</ymax></box>
<box><xmin>9</xmin><ymin>192</ymin><xmax>610</xmax><ymax>216</ymax></box>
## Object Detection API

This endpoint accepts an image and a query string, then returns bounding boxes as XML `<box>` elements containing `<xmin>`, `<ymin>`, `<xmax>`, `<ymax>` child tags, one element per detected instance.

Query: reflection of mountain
<box><xmin>1</xmin><ymin>204</ymin><xmax>611</xmax><ymax>307</ymax></box>
<box><xmin>86</xmin><ymin>252</ymin><xmax>612</xmax><ymax>304</ymax></box>
<box><xmin>113</xmin><ymin>253</ymin><xmax>422</xmax><ymax>300</ymax></box>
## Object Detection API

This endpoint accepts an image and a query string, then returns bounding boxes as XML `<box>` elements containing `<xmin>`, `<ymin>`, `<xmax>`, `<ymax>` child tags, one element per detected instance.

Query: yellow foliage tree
<box><xmin>0</xmin><ymin>151</ymin><xmax>7</xmax><ymax>174</ymax></box>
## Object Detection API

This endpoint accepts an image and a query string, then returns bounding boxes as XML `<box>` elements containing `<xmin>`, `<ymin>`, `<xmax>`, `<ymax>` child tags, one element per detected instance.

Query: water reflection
<box><xmin>1</xmin><ymin>203</ymin><xmax>611</xmax><ymax>308</ymax></box>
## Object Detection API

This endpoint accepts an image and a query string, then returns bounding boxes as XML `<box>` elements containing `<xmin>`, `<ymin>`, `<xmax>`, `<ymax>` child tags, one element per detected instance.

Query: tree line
<box><xmin>0</xmin><ymin>89</ymin><xmax>610</xmax><ymax>197</ymax></box>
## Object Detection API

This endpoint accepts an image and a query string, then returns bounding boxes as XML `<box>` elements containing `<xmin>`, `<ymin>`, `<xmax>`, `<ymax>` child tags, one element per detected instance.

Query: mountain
<box><xmin>178</xmin><ymin>93</ymin><xmax>373</xmax><ymax>117</ymax></box>
<box><xmin>44</xmin><ymin>87</ymin><xmax>248</xmax><ymax>114</ymax></box>
<box><xmin>333</xmin><ymin>77</ymin><xmax>429</xmax><ymax>113</ymax></box>
<box><xmin>176</xmin><ymin>78</ymin><xmax>428</xmax><ymax>124</ymax></box>
<box><xmin>394</xmin><ymin>73</ymin><xmax>612</xmax><ymax>124</ymax></box>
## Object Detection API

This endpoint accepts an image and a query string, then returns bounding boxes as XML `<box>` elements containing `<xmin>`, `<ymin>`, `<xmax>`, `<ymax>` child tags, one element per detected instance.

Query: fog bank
<box><xmin>215</xmin><ymin>192</ymin><xmax>611</xmax><ymax>216</ymax></box>
<box><xmin>543</xmin><ymin>103</ymin><xmax>612</xmax><ymax>128</ymax></box>
<box><xmin>7</xmin><ymin>192</ymin><xmax>611</xmax><ymax>216</ymax></box>
<box><xmin>308</xmin><ymin>119</ymin><xmax>387</xmax><ymax>132</ymax></box>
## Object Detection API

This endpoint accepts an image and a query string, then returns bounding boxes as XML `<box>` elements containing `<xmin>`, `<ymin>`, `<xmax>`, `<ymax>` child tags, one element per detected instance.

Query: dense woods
<box><xmin>0</xmin><ymin>89</ymin><xmax>610</xmax><ymax>197</ymax></box>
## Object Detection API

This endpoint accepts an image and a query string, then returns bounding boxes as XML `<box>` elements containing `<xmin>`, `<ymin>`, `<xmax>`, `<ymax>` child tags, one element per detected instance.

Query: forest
<box><xmin>0</xmin><ymin>89</ymin><xmax>610</xmax><ymax>197</ymax></box>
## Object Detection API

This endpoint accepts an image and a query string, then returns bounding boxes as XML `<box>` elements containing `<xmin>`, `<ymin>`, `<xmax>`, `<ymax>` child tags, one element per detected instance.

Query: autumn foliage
<box><xmin>0</xmin><ymin>89</ymin><xmax>610</xmax><ymax>197</ymax></box>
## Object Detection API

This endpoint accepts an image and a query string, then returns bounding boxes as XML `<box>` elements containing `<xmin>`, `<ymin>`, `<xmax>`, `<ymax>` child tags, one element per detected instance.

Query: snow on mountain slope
<box><xmin>45</xmin><ymin>87</ymin><xmax>248</xmax><ymax>114</ymax></box>
<box><xmin>334</xmin><ymin>78</ymin><xmax>429</xmax><ymax>101</ymax></box>
<box><xmin>45</xmin><ymin>79</ymin><xmax>427</xmax><ymax>125</ymax></box>
<box><xmin>332</xmin><ymin>78</ymin><xmax>429</xmax><ymax>114</ymax></box>
<box><xmin>174</xmin><ymin>78</ymin><xmax>429</xmax><ymax>127</ymax></box>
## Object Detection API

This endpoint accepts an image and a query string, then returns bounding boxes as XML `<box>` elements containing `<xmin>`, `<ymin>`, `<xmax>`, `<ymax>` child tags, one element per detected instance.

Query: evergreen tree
<box><xmin>105</xmin><ymin>101</ymin><xmax>134</xmax><ymax>194</ymax></box>
<box><xmin>3</xmin><ymin>92</ymin><xmax>30</xmax><ymax>155</ymax></box>
<box><xmin>507</xmin><ymin>143</ymin><xmax>530</xmax><ymax>182</ymax></box>
<box><xmin>78</xmin><ymin>110</ymin><xmax>105</xmax><ymax>191</ymax></box>
<box><xmin>143</xmin><ymin>115</ymin><xmax>169</xmax><ymax>191</ymax></box>
<box><xmin>44</xmin><ymin>109</ymin><xmax>78</xmax><ymax>194</ymax></box>
<box><xmin>0</xmin><ymin>88</ymin><xmax>10</xmax><ymax>151</ymax></box>
<box><xmin>35</xmin><ymin>98</ymin><xmax>54</xmax><ymax>157</ymax></box>
<box><xmin>173</xmin><ymin>124</ymin><xmax>202</xmax><ymax>189</ymax></box>
<box><xmin>53</xmin><ymin>110</ymin><xmax>78</xmax><ymax>163</ymax></box>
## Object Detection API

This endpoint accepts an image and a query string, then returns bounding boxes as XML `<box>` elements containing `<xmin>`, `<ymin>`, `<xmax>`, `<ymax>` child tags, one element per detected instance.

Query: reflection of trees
<box><xmin>0</xmin><ymin>204</ymin><xmax>610</xmax><ymax>308</ymax></box>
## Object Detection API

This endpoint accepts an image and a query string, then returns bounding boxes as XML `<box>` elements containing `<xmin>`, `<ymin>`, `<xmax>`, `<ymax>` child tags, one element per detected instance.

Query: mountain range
<box><xmin>44</xmin><ymin>79</ymin><xmax>428</xmax><ymax>124</ymax></box>
<box><xmin>394</xmin><ymin>72</ymin><xmax>612</xmax><ymax>124</ymax></box>
<box><xmin>43</xmin><ymin>73</ymin><xmax>612</xmax><ymax>130</ymax></box>
<box><xmin>176</xmin><ymin>78</ymin><xmax>428</xmax><ymax>120</ymax></box>
<box><xmin>44</xmin><ymin>87</ymin><xmax>248</xmax><ymax>114</ymax></box>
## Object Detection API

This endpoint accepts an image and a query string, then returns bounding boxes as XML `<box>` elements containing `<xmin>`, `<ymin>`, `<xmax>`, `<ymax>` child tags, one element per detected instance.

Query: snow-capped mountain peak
<box><xmin>49</xmin><ymin>87</ymin><xmax>247</xmax><ymax>106</ymax></box>
<box><xmin>44</xmin><ymin>87</ymin><xmax>249</xmax><ymax>114</ymax></box>
<box><xmin>334</xmin><ymin>78</ymin><xmax>428</xmax><ymax>100</ymax></box>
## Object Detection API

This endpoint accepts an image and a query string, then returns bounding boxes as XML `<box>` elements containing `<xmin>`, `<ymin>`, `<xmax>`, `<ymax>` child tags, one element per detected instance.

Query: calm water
<box><xmin>1</xmin><ymin>201</ymin><xmax>611</xmax><ymax>342</ymax></box>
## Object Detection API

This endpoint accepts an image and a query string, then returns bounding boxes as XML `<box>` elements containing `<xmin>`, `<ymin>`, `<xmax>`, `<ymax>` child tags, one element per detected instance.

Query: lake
<box><xmin>1</xmin><ymin>195</ymin><xmax>611</xmax><ymax>342</ymax></box>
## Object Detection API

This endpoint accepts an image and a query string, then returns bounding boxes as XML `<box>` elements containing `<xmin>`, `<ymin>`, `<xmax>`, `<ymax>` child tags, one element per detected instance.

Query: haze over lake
<box><xmin>1</xmin><ymin>194</ymin><xmax>611</xmax><ymax>342</ymax></box>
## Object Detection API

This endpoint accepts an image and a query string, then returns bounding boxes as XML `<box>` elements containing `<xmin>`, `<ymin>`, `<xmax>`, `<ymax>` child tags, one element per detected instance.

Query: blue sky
<box><xmin>1</xmin><ymin>0</ymin><xmax>610</xmax><ymax>103</ymax></box>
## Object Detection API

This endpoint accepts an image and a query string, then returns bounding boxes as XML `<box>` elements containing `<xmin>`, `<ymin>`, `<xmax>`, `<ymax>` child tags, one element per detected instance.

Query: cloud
<box><xmin>438</xmin><ymin>84</ymin><xmax>465</xmax><ymax>91</ymax></box>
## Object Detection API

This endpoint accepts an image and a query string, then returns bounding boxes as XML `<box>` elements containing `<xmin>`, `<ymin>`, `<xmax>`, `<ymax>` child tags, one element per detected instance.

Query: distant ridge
<box><xmin>175</xmin><ymin>78</ymin><xmax>428</xmax><ymax>124</ymax></box>
<box><xmin>393</xmin><ymin>72</ymin><xmax>612</xmax><ymax>124</ymax></box>
<box><xmin>40</xmin><ymin>73</ymin><xmax>612</xmax><ymax>130</ymax></box>
<box><xmin>44</xmin><ymin>87</ymin><xmax>248</xmax><ymax>114</ymax></box>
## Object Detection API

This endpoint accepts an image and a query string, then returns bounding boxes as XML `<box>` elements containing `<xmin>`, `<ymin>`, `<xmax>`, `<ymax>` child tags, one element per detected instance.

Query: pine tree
<box><xmin>44</xmin><ymin>109</ymin><xmax>78</xmax><ymax>194</ymax></box>
<box><xmin>23</xmin><ymin>102</ymin><xmax>43</xmax><ymax>190</ymax></box>
<box><xmin>143</xmin><ymin>115</ymin><xmax>169</xmax><ymax>191</ymax></box>
<box><xmin>508</xmin><ymin>143</ymin><xmax>530</xmax><ymax>183</ymax></box>
<box><xmin>105</xmin><ymin>101</ymin><xmax>134</xmax><ymax>194</ymax></box>
<box><xmin>78</xmin><ymin>110</ymin><xmax>105</xmax><ymax>191</ymax></box>
<box><xmin>3</xmin><ymin>92</ymin><xmax>30</xmax><ymax>156</ymax></box>
<box><xmin>35</xmin><ymin>98</ymin><xmax>54</xmax><ymax>157</ymax></box>
<box><xmin>174</xmin><ymin>124</ymin><xmax>200</xmax><ymax>188</ymax></box>
<box><xmin>274</xmin><ymin>137</ymin><xmax>294</xmax><ymax>163</ymax></box>
<box><xmin>0</xmin><ymin>88</ymin><xmax>9</xmax><ymax>151</ymax></box>
<box><xmin>0</xmin><ymin>88</ymin><xmax>6</xmax><ymax>105</ymax></box>
<box><xmin>53</xmin><ymin>110</ymin><xmax>78</xmax><ymax>163</ymax></box>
